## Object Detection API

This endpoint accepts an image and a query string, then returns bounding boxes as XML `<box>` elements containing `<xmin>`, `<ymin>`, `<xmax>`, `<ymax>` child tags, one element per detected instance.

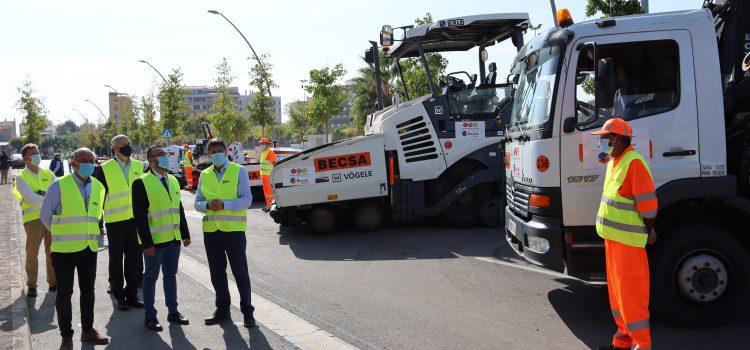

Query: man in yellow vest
<box><xmin>593</xmin><ymin>119</ymin><xmax>657</xmax><ymax>350</ymax></box>
<box><xmin>12</xmin><ymin>143</ymin><xmax>57</xmax><ymax>297</ymax></box>
<box><xmin>92</xmin><ymin>135</ymin><xmax>144</xmax><ymax>311</ymax></box>
<box><xmin>195</xmin><ymin>138</ymin><xmax>255</xmax><ymax>328</ymax></box>
<box><xmin>40</xmin><ymin>147</ymin><xmax>109</xmax><ymax>347</ymax></box>
<box><xmin>131</xmin><ymin>145</ymin><xmax>191</xmax><ymax>331</ymax></box>
<box><xmin>183</xmin><ymin>144</ymin><xmax>194</xmax><ymax>190</ymax></box>
<box><xmin>259</xmin><ymin>137</ymin><xmax>276</xmax><ymax>212</ymax></box>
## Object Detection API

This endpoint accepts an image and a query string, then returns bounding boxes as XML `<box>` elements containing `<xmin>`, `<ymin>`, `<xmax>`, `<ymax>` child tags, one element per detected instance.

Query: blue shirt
<box><xmin>115</xmin><ymin>156</ymin><xmax>131</xmax><ymax>181</ymax></box>
<box><xmin>194</xmin><ymin>163</ymin><xmax>252</xmax><ymax>212</ymax></box>
<box><xmin>40</xmin><ymin>174</ymin><xmax>96</xmax><ymax>232</ymax></box>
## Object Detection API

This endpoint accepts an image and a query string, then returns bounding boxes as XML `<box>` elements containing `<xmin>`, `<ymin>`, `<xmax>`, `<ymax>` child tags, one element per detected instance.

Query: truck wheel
<box><xmin>307</xmin><ymin>206</ymin><xmax>336</xmax><ymax>234</ymax></box>
<box><xmin>650</xmin><ymin>223</ymin><xmax>750</xmax><ymax>326</ymax></box>
<box><xmin>352</xmin><ymin>203</ymin><xmax>383</xmax><ymax>232</ymax></box>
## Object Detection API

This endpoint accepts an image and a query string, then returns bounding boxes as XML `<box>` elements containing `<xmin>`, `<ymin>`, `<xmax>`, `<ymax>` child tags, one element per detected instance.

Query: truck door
<box><xmin>560</xmin><ymin>30</ymin><xmax>698</xmax><ymax>226</ymax></box>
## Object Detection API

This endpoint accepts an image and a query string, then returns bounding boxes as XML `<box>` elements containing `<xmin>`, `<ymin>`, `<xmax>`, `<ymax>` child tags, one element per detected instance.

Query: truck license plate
<box><xmin>507</xmin><ymin>220</ymin><xmax>517</xmax><ymax>236</ymax></box>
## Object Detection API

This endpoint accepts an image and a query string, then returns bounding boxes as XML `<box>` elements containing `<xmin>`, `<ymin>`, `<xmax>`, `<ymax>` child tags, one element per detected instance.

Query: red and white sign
<box><xmin>283</xmin><ymin>167</ymin><xmax>313</xmax><ymax>186</ymax></box>
<box><xmin>456</xmin><ymin>121</ymin><xmax>485</xmax><ymax>139</ymax></box>
<box><xmin>314</xmin><ymin>152</ymin><xmax>372</xmax><ymax>172</ymax></box>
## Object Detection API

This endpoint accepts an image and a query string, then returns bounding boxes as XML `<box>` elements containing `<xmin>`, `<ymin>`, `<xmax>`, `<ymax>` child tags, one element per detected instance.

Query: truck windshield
<box><xmin>448</xmin><ymin>86</ymin><xmax>512</xmax><ymax>117</ymax></box>
<box><xmin>509</xmin><ymin>46</ymin><xmax>561</xmax><ymax>132</ymax></box>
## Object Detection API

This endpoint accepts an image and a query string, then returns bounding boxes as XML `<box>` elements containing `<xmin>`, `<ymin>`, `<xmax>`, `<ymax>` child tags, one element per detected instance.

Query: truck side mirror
<box><xmin>380</xmin><ymin>25</ymin><xmax>394</xmax><ymax>47</ymax></box>
<box><xmin>595</xmin><ymin>58</ymin><xmax>615</xmax><ymax>109</ymax></box>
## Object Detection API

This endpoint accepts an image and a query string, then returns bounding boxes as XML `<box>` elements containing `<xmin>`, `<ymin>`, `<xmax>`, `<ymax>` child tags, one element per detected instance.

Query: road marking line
<box><xmin>474</xmin><ymin>257</ymin><xmax>576</xmax><ymax>280</ymax></box>
<box><xmin>179</xmin><ymin>253</ymin><xmax>359</xmax><ymax>350</ymax></box>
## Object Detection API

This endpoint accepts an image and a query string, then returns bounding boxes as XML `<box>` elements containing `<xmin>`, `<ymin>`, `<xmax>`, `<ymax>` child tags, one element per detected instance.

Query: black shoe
<box><xmin>127</xmin><ymin>298</ymin><xmax>144</xmax><ymax>309</ymax></box>
<box><xmin>145</xmin><ymin>318</ymin><xmax>163</xmax><ymax>332</ymax></box>
<box><xmin>27</xmin><ymin>288</ymin><xmax>37</xmax><ymax>298</ymax></box>
<box><xmin>117</xmin><ymin>298</ymin><xmax>130</xmax><ymax>311</ymax></box>
<box><xmin>243</xmin><ymin>315</ymin><xmax>256</xmax><ymax>328</ymax></box>
<box><xmin>204</xmin><ymin>311</ymin><xmax>230</xmax><ymax>325</ymax></box>
<box><xmin>262</xmin><ymin>207</ymin><xmax>271</xmax><ymax>212</ymax></box>
<box><xmin>49</xmin><ymin>284</ymin><xmax>57</xmax><ymax>292</ymax></box>
<box><xmin>167</xmin><ymin>312</ymin><xmax>190</xmax><ymax>325</ymax></box>
<box><xmin>106</xmin><ymin>285</ymin><xmax>112</xmax><ymax>294</ymax></box>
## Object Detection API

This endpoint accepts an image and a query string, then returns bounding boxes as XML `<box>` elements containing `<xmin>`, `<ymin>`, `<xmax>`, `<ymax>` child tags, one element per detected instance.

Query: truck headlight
<box><xmin>526</xmin><ymin>236</ymin><xmax>550</xmax><ymax>254</ymax></box>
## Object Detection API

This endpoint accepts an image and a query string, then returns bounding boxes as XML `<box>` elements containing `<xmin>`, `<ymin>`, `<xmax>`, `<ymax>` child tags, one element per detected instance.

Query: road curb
<box><xmin>0</xmin><ymin>183</ymin><xmax>32</xmax><ymax>350</ymax></box>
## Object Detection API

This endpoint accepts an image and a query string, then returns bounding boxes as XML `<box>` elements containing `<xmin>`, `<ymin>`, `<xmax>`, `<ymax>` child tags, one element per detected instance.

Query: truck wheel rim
<box><xmin>676</xmin><ymin>251</ymin><xmax>729</xmax><ymax>303</ymax></box>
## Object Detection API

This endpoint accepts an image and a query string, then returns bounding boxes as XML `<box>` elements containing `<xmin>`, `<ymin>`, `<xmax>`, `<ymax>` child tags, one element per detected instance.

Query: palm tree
<box><xmin>350</xmin><ymin>52</ymin><xmax>394</xmax><ymax>130</ymax></box>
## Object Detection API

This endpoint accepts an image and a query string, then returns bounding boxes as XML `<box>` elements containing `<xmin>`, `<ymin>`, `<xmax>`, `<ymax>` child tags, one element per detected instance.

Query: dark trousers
<box><xmin>106</xmin><ymin>219</ymin><xmax>141</xmax><ymax>300</ymax></box>
<box><xmin>142</xmin><ymin>241</ymin><xmax>180</xmax><ymax>320</ymax></box>
<box><xmin>204</xmin><ymin>231</ymin><xmax>254</xmax><ymax>316</ymax></box>
<box><xmin>50</xmin><ymin>249</ymin><xmax>97</xmax><ymax>337</ymax></box>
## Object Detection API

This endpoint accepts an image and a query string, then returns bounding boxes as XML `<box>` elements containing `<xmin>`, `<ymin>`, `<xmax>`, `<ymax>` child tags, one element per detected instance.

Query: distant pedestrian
<box><xmin>92</xmin><ymin>135</ymin><xmax>145</xmax><ymax>312</ymax></box>
<box><xmin>0</xmin><ymin>149</ymin><xmax>9</xmax><ymax>184</ymax></box>
<box><xmin>259</xmin><ymin>137</ymin><xmax>276</xmax><ymax>212</ymax></box>
<box><xmin>593</xmin><ymin>119</ymin><xmax>657</xmax><ymax>350</ymax></box>
<box><xmin>49</xmin><ymin>151</ymin><xmax>65</xmax><ymax>177</ymax></box>
<box><xmin>195</xmin><ymin>138</ymin><xmax>256</xmax><ymax>328</ymax></box>
<box><xmin>183</xmin><ymin>144</ymin><xmax>194</xmax><ymax>190</ymax></box>
<box><xmin>12</xmin><ymin>144</ymin><xmax>57</xmax><ymax>297</ymax></box>
<box><xmin>40</xmin><ymin>147</ymin><xmax>109</xmax><ymax>348</ymax></box>
<box><xmin>132</xmin><ymin>145</ymin><xmax>191</xmax><ymax>331</ymax></box>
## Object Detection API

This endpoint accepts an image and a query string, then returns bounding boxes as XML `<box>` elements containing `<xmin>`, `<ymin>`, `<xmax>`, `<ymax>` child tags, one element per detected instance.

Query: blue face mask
<box><xmin>156</xmin><ymin>155</ymin><xmax>171</xmax><ymax>170</ymax></box>
<box><xmin>598</xmin><ymin>138</ymin><xmax>614</xmax><ymax>155</ymax></box>
<box><xmin>211</xmin><ymin>152</ymin><xmax>227</xmax><ymax>167</ymax></box>
<box><xmin>30</xmin><ymin>154</ymin><xmax>42</xmax><ymax>166</ymax></box>
<box><xmin>76</xmin><ymin>163</ymin><xmax>95</xmax><ymax>178</ymax></box>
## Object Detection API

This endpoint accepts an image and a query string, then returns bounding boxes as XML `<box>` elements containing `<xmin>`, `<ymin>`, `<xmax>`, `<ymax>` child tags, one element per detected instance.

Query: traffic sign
<box><xmin>163</xmin><ymin>129</ymin><xmax>173</xmax><ymax>139</ymax></box>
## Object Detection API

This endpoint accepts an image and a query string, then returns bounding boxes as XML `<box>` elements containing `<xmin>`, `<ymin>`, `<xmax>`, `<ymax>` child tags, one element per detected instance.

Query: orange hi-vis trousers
<box><xmin>605</xmin><ymin>239</ymin><xmax>652</xmax><ymax>350</ymax></box>
<box><xmin>261</xmin><ymin>175</ymin><xmax>274</xmax><ymax>208</ymax></box>
<box><xmin>185</xmin><ymin>167</ymin><xmax>193</xmax><ymax>190</ymax></box>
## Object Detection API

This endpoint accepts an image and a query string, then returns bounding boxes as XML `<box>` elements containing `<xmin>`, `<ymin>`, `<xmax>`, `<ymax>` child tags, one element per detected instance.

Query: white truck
<box><xmin>270</xmin><ymin>13</ymin><xmax>530</xmax><ymax>233</ymax></box>
<box><xmin>504</xmin><ymin>1</ymin><xmax>750</xmax><ymax>326</ymax></box>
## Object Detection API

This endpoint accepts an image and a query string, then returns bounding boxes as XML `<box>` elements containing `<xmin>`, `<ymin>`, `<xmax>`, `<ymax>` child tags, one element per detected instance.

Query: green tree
<box><xmin>248</xmin><ymin>53</ymin><xmax>278</xmax><ymax>137</ymax></box>
<box><xmin>585</xmin><ymin>0</ymin><xmax>644</xmax><ymax>18</ymax></box>
<box><xmin>332</xmin><ymin>125</ymin><xmax>360</xmax><ymax>141</ymax></box>
<box><xmin>208</xmin><ymin>58</ymin><xmax>249</xmax><ymax>143</ymax></box>
<box><xmin>9</xmin><ymin>137</ymin><xmax>24</xmax><ymax>151</ymax></box>
<box><xmin>81</xmin><ymin>122</ymin><xmax>100</xmax><ymax>151</ymax></box>
<box><xmin>287</xmin><ymin>101</ymin><xmax>314</xmax><ymax>142</ymax></box>
<box><xmin>16</xmin><ymin>79</ymin><xmax>48</xmax><ymax>144</ymax></box>
<box><xmin>305</xmin><ymin>64</ymin><xmax>347</xmax><ymax>142</ymax></box>
<box><xmin>141</xmin><ymin>94</ymin><xmax>160</xmax><ymax>146</ymax></box>
<box><xmin>117</xmin><ymin>96</ymin><xmax>142</xmax><ymax>146</ymax></box>
<box><xmin>158</xmin><ymin>68</ymin><xmax>187</xmax><ymax>139</ymax></box>
<box><xmin>180</xmin><ymin>114</ymin><xmax>207</xmax><ymax>142</ymax></box>
<box><xmin>391</xmin><ymin>13</ymin><xmax>448</xmax><ymax>98</ymax></box>
<box><xmin>350</xmin><ymin>51</ymin><xmax>394</xmax><ymax>130</ymax></box>
<box><xmin>55</xmin><ymin>120</ymin><xmax>79</xmax><ymax>136</ymax></box>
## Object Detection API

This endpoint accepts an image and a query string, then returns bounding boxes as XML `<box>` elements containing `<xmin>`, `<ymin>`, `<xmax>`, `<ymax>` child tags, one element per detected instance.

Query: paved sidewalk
<box><xmin>0</xmin><ymin>175</ymin><xmax>295</xmax><ymax>349</ymax></box>
<box><xmin>0</xmin><ymin>180</ymin><xmax>32</xmax><ymax>350</ymax></box>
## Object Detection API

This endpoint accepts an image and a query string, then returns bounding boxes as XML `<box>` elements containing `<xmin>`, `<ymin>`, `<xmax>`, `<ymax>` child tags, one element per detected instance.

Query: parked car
<box><xmin>10</xmin><ymin>154</ymin><xmax>24</xmax><ymax>169</ymax></box>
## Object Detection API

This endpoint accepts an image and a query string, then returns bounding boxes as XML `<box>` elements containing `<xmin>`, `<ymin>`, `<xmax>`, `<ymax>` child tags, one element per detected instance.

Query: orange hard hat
<box><xmin>260</xmin><ymin>137</ymin><xmax>270</xmax><ymax>143</ymax></box>
<box><xmin>592</xmin><ymin>118</ymin><xmax>633</xmax><ymax>137</ymax></box>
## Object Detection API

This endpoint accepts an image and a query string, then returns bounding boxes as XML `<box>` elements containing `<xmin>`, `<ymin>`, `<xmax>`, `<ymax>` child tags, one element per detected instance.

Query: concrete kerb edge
<box><xmin>10</xmin><ymin>187</ymin><xmax>33</xmax><ymax>350</ymax></box>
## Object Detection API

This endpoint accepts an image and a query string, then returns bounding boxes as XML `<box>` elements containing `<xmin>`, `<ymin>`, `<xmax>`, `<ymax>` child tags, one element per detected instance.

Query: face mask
<box><xmin>211</xmin><ymin>152</ymin><xmax>227</xmax><ymax>167</ymax></box>
<box><xmin>598</xmin><ymin>138</ymin><xmax>614</xmax><ymax>155</ymax></box>
<box><xmin>30</xmin><ymin>154</ymin><xmax>42</xmax><ymax>166</ymax></box>
<box><xmin>119</xmin><ymin>145</ymin><xmax>132</xmax><ymax>157</ymax></box>
<box><xmin>156</xmin><ymin>155</ymin><xmax>171</xmax><ymax>170</ymax></box>
<box><xmin>76</xmin><ymin>163</ymin><xmax>95</xmax><ymax>178</ymax></box>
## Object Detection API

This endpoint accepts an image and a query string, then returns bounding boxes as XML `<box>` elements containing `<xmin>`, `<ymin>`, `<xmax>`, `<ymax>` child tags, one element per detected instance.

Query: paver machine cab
<box><xmin>270</xmin><ymin>13</ymin><xmax>530</xmax><ymax>233</ymax></box>
<box><xmin>503</xmin><ymin>1</ymin><xmax>750</xmax><ymax>326</ymax></box>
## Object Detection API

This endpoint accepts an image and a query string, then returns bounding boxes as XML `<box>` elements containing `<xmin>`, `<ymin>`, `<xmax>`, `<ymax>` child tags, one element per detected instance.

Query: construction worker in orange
<box><xmin>259</xmin><ymin>138</ymin><xmax>276</xmax><ymax>212</ymax></box>
<box><xmin>593</xmin><ymin>118</ymin><xmax>657</xmax><ymax>350</ymax></box>
<box><xmin>183</xmin><ymin>144</ymin><xmax>194</xmax><ymax>190</ymax></box>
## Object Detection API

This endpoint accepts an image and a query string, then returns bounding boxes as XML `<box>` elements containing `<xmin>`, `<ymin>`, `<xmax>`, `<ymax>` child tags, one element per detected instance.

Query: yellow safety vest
<box><xmin>13</xmin><ymin>168</ymin><xmax>55</xmax><ymax>223</ymax></box>
<box><xmin>183</xmin><ymin>150</ymin><xmax>193</xmax><ymax>167</ymax></box>
<box><xmin>101</xmin><ymin>159</ymin><xmax>144</xmax><ymax>223</ymax></box>
<box><xmin>50</xmin><ymin>175</ymin><xmax>104</xmax><ymax>253</ymax></box>
<box><xmin>260</xmin><ymin>149</ymin><xmax>273</xmax><ymax>176</ymax></box>
<box><xmin>140</xmin><ymin>172</ymin><xmax>182</xmax><ymax>244</ymax></box>
<box><xmin>595</xmin><ymin>150</ymin><xmax>652</xmax><ymax>248</ymax></box>
<box><xmin>199</xmin><ymin>162</ymin><xmax>248</xmax><ymax>233</ymax></box>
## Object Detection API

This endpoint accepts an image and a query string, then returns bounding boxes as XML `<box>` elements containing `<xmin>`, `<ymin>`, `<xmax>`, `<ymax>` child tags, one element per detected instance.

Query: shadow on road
<box><xmin>548</xmin><ymin>278</ymin><xmax>749</xmax><ymax>349</ymax></box>
<box><xmin>278</xmin><ymin>222</ymin><xmax>505</xmax><ymax>261</ymax></box>
<box><xmin>0</xmin><ymin>295</ymin><xmax>30</xmax><ymax>333</ymax></box>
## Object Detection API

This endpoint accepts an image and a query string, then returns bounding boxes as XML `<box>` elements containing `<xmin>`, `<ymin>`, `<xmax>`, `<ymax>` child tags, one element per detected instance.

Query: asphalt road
<box><xmin>178</xmin><ymin>191</ymin><xmax>748</xmax><ymax>350</ymax></box>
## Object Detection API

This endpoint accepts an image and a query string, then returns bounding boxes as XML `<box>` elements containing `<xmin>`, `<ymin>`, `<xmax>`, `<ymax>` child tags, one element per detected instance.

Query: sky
<box><xmin>1</xmin><ymin>0</ymin><xmax>688</xmax><ymax>128</ymax></box>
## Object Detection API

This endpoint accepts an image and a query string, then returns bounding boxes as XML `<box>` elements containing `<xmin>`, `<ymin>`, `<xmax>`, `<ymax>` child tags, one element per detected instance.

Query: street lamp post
<box><xmin>104</xmin><ymin>84</ymin><xmax>120</xmax><ymax>95</ymax></box>
<box><xmin>138</xmin><ymin>59</ymin><xmax>169</xmax><ymax>84</ymax></box>
<box><xmin>207</xmin><ymin>9</ymin><xmax>274</xmax><ymax>98</ymax></box>
<box><xmin>72</xmin><ymin>108</ymin><xmax>89</xmax><ymax>124</ymax></box>
<box><xmin>84</xmin><ymin>99</ymin><xmax>107</xmax><ymax>123</ymax></box>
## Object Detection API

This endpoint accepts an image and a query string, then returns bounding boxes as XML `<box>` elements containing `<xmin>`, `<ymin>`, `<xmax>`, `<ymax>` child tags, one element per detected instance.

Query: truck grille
<box><xmin>506</xmin><ymin>181</ymin><xmax>530</xmax><ymax>218</ymax></box>
<box><xmin>396</xmin><ymin>116</ymin><xmax>438</xmax><ymax>163</ymax></box>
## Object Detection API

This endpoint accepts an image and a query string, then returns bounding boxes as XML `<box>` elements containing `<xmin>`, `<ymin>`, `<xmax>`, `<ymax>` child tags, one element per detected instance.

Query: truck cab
<box><xmin>504</xmin><ymin>7</ymin><xmax>750</xmax><ymax>326</ymax></box>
